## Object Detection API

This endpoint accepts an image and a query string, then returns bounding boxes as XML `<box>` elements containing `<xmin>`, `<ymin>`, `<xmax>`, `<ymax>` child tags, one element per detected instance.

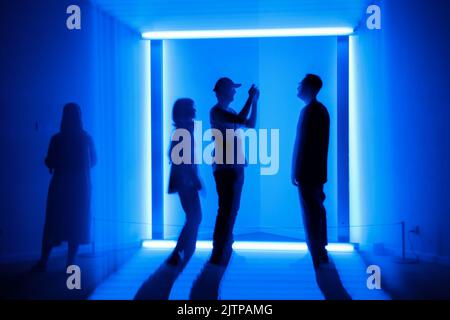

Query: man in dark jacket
<box><xmin>292</xmin><ymin>74</ymin><xmax>330</xmax><ymax>269</ymax></box>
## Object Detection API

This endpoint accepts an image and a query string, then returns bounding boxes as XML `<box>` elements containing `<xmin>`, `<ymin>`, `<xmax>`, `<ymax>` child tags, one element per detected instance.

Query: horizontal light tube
<box><xmin>142</xmin><ymin>27</ymin><xmax>354</xmax><ymax>40</ymax></box>
<box><xmin>142</xmin><ymin>240</ymin><xmax>354</xmax><ymax>252</ymax></box>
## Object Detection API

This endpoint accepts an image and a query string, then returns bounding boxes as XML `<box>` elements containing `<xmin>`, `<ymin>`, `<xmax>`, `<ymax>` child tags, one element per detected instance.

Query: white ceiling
<box><xmin>90</xmin><ymin>0</ymin><xmax>369</xmax><ymax>33</ymax></box>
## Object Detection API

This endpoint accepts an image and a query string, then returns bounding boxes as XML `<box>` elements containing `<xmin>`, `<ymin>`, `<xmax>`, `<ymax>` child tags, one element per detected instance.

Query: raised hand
<box><xmin>248</xmin><ymin>84</ymin><xmax>257</xmax><ymax>98</ymax></box>
<box><xmin>254</xmin><ymin>87</ymin><xmax>260</xmax><ymax>101</ymax></box>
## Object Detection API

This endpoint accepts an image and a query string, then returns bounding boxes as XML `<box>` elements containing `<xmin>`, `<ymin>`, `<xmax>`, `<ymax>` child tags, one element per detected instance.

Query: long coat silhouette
<box><xmin>43</xmin><ymin>104</ymin><xmax>97</xmax><ymax>246</ymax></box>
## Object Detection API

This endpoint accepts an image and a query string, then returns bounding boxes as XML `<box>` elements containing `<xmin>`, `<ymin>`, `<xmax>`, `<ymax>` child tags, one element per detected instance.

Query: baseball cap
<box><xmin>213</xmin><ymin>77</ymin><xmax>242</xmax><ymax>92</ymax></box>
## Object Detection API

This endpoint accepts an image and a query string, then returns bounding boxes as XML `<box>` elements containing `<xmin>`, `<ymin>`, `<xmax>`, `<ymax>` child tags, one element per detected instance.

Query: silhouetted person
<box><xmin>209</xmin><ymin>77</ymin><xmax>259</xmax><ymax>265</ymax></box>
<box><xmin>292</xmin><ymin>74</ymin><xmax>330</xmax><ymax>269</ymax></box>
<box><xmin>166</xmin><ymin>98</ymin><xmax>202</xmax><ymax>266</ymax></box>
<box><xmin>32</xmin><ymin>103</ymin><xmax>96</xmax><ymax>272</ymax></box>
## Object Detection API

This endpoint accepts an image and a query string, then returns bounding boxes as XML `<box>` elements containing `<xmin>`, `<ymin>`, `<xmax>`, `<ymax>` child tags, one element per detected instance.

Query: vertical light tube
<box><xmin>162</xmin><ymin>40</ymin><xmax>169</xmax><ymax>239</ymax></box>
<box><xmin>150</xmin><ymin>41</ymin><xmax>164</xmax><ymax>239</ymax></box>
<box><xmin>143</xmin><ymin>40</ymin><xmax>152</xmax><ymax>238</ymax></box>
<box><xmin>337</xmin><ymin>36</ymin><xmax>350</xmax><ymax>242</ymax></box>
<box><xmin>348</xmin><ymin>35</ymin><xmax>362</xmax><ymax>244</ymax></box>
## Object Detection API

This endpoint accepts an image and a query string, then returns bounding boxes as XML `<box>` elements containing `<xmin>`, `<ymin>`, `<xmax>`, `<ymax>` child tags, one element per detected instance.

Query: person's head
<box><xmin>172</xmin><ymin>98</ymin><xmax>196</xmax><ymax>128</ymax></box>
<box><xmin>60</xmin><ymin>102</ymin><xmax>83</xmax><ymax>133</ymax></box>
<box><xmin>297</xmin><ymin>74</ymin><xmax>323</xmax><ymax>103</ymax></box>
<box><xmin>213</xmin><ymin>77</ymin><xmax>241</xmax><ymax>105</ymax></box>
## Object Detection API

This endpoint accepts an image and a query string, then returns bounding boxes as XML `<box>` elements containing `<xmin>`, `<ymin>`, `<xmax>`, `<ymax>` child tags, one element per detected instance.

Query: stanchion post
<box><xmin>401</xmin><ymin>221</ymin><xmax>406</xmax><ymax>260</ymax></box>
<box><xmin>92</xmin><ymin>216</ymin><xmax>96</xmax><ymax>255</ymax></box>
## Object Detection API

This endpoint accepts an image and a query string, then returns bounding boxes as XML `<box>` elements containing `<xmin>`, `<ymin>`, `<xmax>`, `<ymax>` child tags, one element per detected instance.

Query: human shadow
<box><xmin>189</xmin><ymin>261</ymin><xmax>229</xmax><ymax>300</ymax></box>
<box><xmin>32</xmin><ymin>103</ymin><xmax>97</xmax><ymax>273</ymax></box>
<box><xmin>314</xmin><ymin>258</ymin><xmax>352</xmax><ymax>300</ymax></box>
<box><xmin>134</xmin><ymin>263</ymin><xmax>184</xmax><ymax>300</ymax></box>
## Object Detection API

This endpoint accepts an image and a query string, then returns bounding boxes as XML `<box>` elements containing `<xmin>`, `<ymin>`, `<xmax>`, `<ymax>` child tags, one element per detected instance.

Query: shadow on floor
<box><xmin>189</xmin><ymin>262</ymin><xmax>229</xmax><ymax>300</ymax></box>
<box><xmin>134</xmin><ymin>263</ymin><xmax>183</xmax><ymax>300</ymax></box>
<box><xmin>0</xmin><ymin>246</ymin><xmax>139</xmax><ymax>300</ymax></box>
<box><xmin>134</xmin><ymin>256</ymin><xmax>230</xmax><ymax>301</ymax></box>
<box><xmin>314</xmin><ymin>258</ymin><xmax>352</xmax><ymax>300</ymax></box>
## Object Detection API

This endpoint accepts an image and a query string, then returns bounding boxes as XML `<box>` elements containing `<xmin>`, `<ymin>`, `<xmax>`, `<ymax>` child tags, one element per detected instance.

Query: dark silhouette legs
<box><xmin>298</xmin><ymin>184</ymin><xmax>328</xmax><ymax>268</ymax></box>
<box><xmin>167</xmin><ymin>188</ymin><xmax>202</xmax><ymax>266</ymax></box>
<box><xmin>32</xmin><ymin>240</ymin><xmax>80</xmax><ymax>272</ymax></box>
<box><xmin>31</xmin><ymin>241</ymin><xmax>53</xmax><ymax>272</ymax></box>
<box><xmin>210</xmin><ymin>168</ymin><xmax>244</xmax><ymax>265</ymax></box>
<box><xmin>67</xmin><ymin>243</ymin><xmax>79</xmax><ymax>266</ymax></box>
<box><xmin>40</xmin><ymin>241</ymin><xmax>53</xmax><ymax>265</ymax></box>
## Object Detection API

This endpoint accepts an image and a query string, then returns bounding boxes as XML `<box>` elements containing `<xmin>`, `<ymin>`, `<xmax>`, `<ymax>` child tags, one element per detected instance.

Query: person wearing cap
<box><xmin>209</xmin><ymin>77</ymin><xmax>259</xmax><ymax>265</ymax></box>
<box><xmin>292</xmin><ymin>74</ymin><xmax>330</xmax><ymax>269</ymax></box>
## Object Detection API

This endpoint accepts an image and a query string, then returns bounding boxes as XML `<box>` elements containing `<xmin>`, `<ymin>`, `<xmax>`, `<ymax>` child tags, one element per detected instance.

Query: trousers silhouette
<box><xmin>172</xmin><ymin>187</ymin><xmax>202</xmax><ymax>262</ymax></box>
<box><xmin>211</xmin><ymin>168</ymin><xmax>244</xmax><ymax>262</ymax></box>
<box><xmin>298</xmin><ymin>184</ymin><xmax>328</xmax><ymax>263</ymax></box>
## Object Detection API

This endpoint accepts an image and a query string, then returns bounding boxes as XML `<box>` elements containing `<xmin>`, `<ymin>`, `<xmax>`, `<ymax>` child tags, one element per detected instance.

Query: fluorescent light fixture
<box><xmin>349</xmin><ymin>35</ymin><xmax>362</xmax><ymax>243</ymax></box>
<box><xmin>143</xmin><ymin>40</ymin><xmax>152</xmax><ymax>239</ymax></box>
<box><xmin>142</xmin><ymin>240</ymin><xmax>354</xmax><ymax>252</ymax></box>
<box><xmin>143</xmin><ymin>240</ymin><xmax>178</xmax><ymax>249</ymax></box>
<box><xmin>142</xmin><ymin>27</ymin><xmax>354</xmax><ymax>40</ymax></box>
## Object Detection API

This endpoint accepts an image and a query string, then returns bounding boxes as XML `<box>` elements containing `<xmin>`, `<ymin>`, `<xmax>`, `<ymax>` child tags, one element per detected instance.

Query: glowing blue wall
<box><xmin>90</xmin><ymin>4</ymin><xmax>151</xmax><ymax>249</ymax></box>
<box><xmin>163</xmin><ymin>38</ymin><xmax>261</xmax><ymax>239</ymax></box>
<box><xmin>0</xmin><ymin>0</ymin><xmax>150</xmax><ymax>261</ymax></box>
<box><xmin>350</xmin><ymin>0</ymin><xmax>450</xmax><ymax>261</ymax></box>
<box><xmin>162</xmin><ymin>37</ymin><xmax>338</xmax><ymax>241</ymax></box>
<box><xmin>258</xmin><ymin>37</ymin><xmax>338</xmax><ymax>241</ymax></box>
<box><xmin>0</xmin><ymin>0</ymin><xmax>95</xmax><ymax>259</ymax></box>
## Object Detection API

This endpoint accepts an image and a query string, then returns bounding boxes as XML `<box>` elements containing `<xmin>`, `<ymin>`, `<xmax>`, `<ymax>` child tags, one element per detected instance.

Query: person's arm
<box><xmin>213</xmin><ymin>108</ymin><xmax>248</xmax><ymax>124</ymax></box>
<box><xmin>292</xmin><ymin>109</ymin><xmax>314</xmax><ymax>186</ymax></box>
<box><xmin>45</xmin><ymin>136</ymin><xmax>57</xmax><ymax>174</ymax></box>
<box><xmin>245</xmin><ymin>89</ymin><xmax>259</xmax><ymax>128</ymax></box>
<box><xmin>237</xmin><ymin>84</ymin><xmax>257</xmax><ymax>119</ymax></box>
<box><xmin>212</xmin><ymin>85</ymin><xmax>258</xmax><ymax>126</ymax></box>
<box><xmin>89</xmin><ymin>135</ymin><xmax>97</xmax><ymax>168</ymax></box>
<box><xmin>291</xmin><ymin>118</ymin><xmax>301</xmax><ymax>186</ymax></box>
<box><xmin>237</xmin><ymin>96</ymin><xmax>253</xmax><ymax>120</ymax></box>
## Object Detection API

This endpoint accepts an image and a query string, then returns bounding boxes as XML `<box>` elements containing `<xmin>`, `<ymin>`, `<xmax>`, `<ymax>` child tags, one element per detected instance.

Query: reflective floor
<box><xmin>89</xmin><ymin>247</ymin><xmax>390</xmax><ymax>300</ymax></box>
